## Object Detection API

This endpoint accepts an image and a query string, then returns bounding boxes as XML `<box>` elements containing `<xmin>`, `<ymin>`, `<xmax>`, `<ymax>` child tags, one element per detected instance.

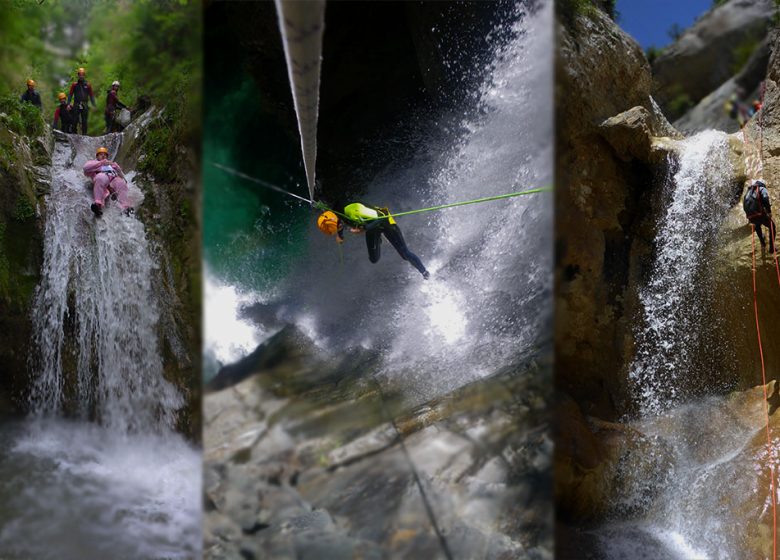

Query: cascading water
<box><xmin>629</xmin><ymin>130</ymin><xmax>734</xmax><ymax>415</ymax></box>
<box><xmin>242</xmin><ymin>0</ymin><xmax>553</xmax><ymax>402</ymax></box>
<box><xmin>29</xmin><ymin>133</ymin><xmax>183</xmax><ymax>431</ymax></box>
<box><xmin>0</xmin><ymin>131</ymin><xmax>200</xmax><ymax>559</ymax></box>
<box><xmin>592</xmin><ymin>131</ymin><xmax>772</xmax><ymax>558</ymax></box>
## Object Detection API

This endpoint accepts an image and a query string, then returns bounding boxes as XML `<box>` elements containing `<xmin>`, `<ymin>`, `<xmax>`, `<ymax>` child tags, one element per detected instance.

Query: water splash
<box><xmin>263</xmin><ymin>1</ymin><xmax>553</xmax><ymax>402</ymax></box>
<box><xmin>28</xmin><ymin>133</ymin><xmax>183</xmax><ymax>433</ymax></box>
<box><xmin>629</xmin><ymin>130</ymin><xmax>734</xmax><ymax>415</ymax></box>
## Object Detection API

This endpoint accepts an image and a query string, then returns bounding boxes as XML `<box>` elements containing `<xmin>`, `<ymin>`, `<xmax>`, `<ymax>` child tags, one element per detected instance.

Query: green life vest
<box><xmin>343</xmin><ymin>203</ymin><xmax>396</xmax><ymax>225</ymax></box>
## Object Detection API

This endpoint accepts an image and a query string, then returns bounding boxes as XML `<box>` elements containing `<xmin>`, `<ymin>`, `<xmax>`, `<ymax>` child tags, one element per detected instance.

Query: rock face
<box><xmin>674</xmin><ymin>36</ymin><xmax>771</xmax><ymax>134</ymax></box>
<box><xmin>653</xmin><ymin>0</ymin><xmax>774</xmax><ymax>117</ymax></box>
<box><xmin>0</xmin><ymin>110</ymin><xmax>51</xmax><ymax>413</ymax></box>
<box><xmin>204</xmin><ymin>327</ymin><xmax>552</xmax><ymax>559</ymax></box>
<box><xmin>556</xmin><ymin>7</ymin><xmax>679</xmax><ymax>419</ymax></box>
<box><xmin>712</xmin><ymin>29</ymin><xmax>780</xmax><ymax>391</ymax></box>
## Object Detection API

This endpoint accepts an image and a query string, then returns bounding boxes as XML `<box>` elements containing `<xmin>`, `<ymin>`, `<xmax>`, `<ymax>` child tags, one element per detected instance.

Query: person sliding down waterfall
<box><xmin>317</xmin><ymin>203</ymin><xmax>430</xmax><ymax>279</ymax></box>
<box><xmin>744</xmin><ymin>179</ymin><xmax>776</xmax><ymax>254</ymax></box>
<box><xmin>83</xmin><ymin>147</ymin><xmax>134</xmax><ymax>218</ymax></box>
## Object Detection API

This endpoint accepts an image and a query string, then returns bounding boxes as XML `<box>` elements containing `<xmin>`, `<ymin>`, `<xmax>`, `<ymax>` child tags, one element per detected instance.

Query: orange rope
<box><xmin>745</xmin><ymin>83</ymin><xmax>778</xmax><ymax>557</ymax></box>
<box><xmin>752</xmin><ymin>225</ymin><xmax>778</xmax><ymax>559</ymax></box>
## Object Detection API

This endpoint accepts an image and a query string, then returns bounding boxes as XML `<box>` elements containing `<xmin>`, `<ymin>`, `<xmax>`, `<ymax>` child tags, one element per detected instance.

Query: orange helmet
<box><xmin>26</xmin><ymin>79</ymin><xmax>35</xmax><ymax>87</ymax></box>
<box><xmin>317</xmin><ymin>211</ymin><xmax>339</xmax><ymax>235</ymax></box>
<box><xmin>57</xmin><ymin>92</ymin><xmax>67</xmax><ymax>101</ymax></box>
<box><xmin>77</xmin><ymin>67</ymin><xmax>86</xmax><ymax>77</ymax></box>
<box><xmin>96</xmin><ymin>147</ymin><xmax>109</xmax><ymax>158</ymax></box>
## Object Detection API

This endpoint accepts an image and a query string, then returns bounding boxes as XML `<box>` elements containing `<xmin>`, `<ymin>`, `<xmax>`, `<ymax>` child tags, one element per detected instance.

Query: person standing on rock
<box><xmin>83</xmin><ymin>146</ymin><xmax>134</xmax><ymax>218</ymax></box>
<box><xmin>744</xmin><ymin>179</ymin><xmax>776</xmax><ymax>254</ymax></box>
<box><xmin>105</xmin><ymin>81</ymin><xmax>128</xmax><ymax>133</ymax></box>
<box><xmin>52</xmin><ymin>93</ymin><xmax>76</xmax><ymax>133</ymax></box>
<box><xmin>20</xmin><ymin>79</ymin><xmax>42</xmax><ymax>109</ymax></box>
<box><xmin>67</xmin><ymin>68</ymin><xmax>96</xmax><ymax>135</ymax></box>
<box><xmin>317</xmin><ymin>203</ymin><xmax>430</xmax><ymax>279</ymax></box>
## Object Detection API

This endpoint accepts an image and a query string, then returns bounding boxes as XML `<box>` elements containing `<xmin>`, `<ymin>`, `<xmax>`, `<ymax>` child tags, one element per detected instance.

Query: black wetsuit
<box><xmin>20</xmin><ymin>89</ymin><xmax>42</xmax><ymax>109</ymax></box>
<box><xmin>68</xmin><ymin>79</ymin><xmax>96</xmax><ymax>135</ymax></box>
<box><xmin>338</xmin><ymin>203</ymin><xmax>428</xmax><ymax>275</ymax></box>
<box><xmin>746</xmin><ymin>184</ymin><xmax>776</xmax><ymax>253</ymax></box>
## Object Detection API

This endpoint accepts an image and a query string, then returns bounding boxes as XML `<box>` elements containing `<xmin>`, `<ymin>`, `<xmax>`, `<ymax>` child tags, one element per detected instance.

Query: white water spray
<box><xmin>29</xmin><ymin>133</ymin><xmax>183</xmax><ymax>432</ymax></box>
<box><xmin>629</xmin><ymin>130</ymin><xmax>734</xmax><ymax>415</ymax></box>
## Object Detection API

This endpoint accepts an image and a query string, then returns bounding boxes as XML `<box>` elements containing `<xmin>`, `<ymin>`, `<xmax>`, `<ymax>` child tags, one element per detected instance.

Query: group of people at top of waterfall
<box><xmin>22</xmin><ymin>69</ymin><xmax>132</xmax><ymax>219</ymax></box>
<box><xmin>22</xmin><ymin>68</ymin><xmax>128</xmax><ymax>135</ymax></box>
<box><xmin>724</xmin><ymin>86</ymin><xmax>762</xmax><ymax>128</ymax></box>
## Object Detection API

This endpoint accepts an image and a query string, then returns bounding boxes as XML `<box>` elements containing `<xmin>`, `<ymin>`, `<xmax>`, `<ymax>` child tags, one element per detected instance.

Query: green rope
<box><xmin>316</xmin><ymin>186</ymin><xmax>551</xmax><ymax>222</ymax></box>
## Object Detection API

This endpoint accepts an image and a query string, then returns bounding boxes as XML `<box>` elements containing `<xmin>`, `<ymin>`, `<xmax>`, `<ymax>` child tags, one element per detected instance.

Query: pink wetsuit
<box><xmin>83</xmin><ymin>159</ymin><xmax>130</xmax><ymax>209</ymax></box>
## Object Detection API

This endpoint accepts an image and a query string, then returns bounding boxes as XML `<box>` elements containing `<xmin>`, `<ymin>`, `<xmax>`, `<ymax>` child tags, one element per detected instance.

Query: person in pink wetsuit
<box><xmin>83</xmin><ymin>146</ymin><xmax>133</xmax><ymax>217</ymax></box>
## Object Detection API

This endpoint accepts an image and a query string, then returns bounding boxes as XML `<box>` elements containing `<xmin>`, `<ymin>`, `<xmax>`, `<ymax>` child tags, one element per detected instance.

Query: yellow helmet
<box><xmin>57</xmin><ymin>92</ymin><xmax>67</xmax><ymax>101</ymax></box>
<box><xmin>96</xmin><ymin>147</ymin><xmax>109</xmax><ymax>158</ymax></box>
<box><xmin>26</xmin><ymin>79</ymin><xmax>35</xmax><ymax>87</ymax></box>
<box><xmin>317</xmin><ymin>211</ymin><xmax>339</xmax><ymax>236</ymax></box>
<box><xmin>77</xmin><ymin>67</ymin><xmax>86</xmax><ymax>77</ymax></box>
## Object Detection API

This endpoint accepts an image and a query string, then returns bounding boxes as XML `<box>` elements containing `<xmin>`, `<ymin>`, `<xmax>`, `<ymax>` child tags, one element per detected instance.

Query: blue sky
<box><xmin>616</xmin><ymin>0</ymin><xmax>713</xmax><ymax>49</ymax></box>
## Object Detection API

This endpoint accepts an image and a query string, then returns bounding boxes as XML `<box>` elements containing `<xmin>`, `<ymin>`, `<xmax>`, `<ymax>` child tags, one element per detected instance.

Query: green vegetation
<box><xmin>0</xmin><ymin>95</ymin><xmax>44</xmax><ymax>137</ymax></box>
<box><xmin>713</xmin><ymin>0</ymin><xmax>729</xmax><ymax>7</ymax></box>
<box><xmin>667</xmin><ymin>91</ymin><xmax>695</xmax><ymax>121</ymax></box>
<box><xmin>645</xmin><ymin>46</ymin><xmax>664</xmax><ymax>65</ymax></box>
<box><xmin>730</xmin><ymin>35</ymin><xmax>760</xmax><ymax>75</ymax></box>
<box><xmin>0</xmin><ymin>0</ymin><xmax>201</xmax><ymax>182</ymax></box>
<box><xmin>557</xmin><ymin>0</ymin><xmax>617</xmax><ymax>30</ymax></box>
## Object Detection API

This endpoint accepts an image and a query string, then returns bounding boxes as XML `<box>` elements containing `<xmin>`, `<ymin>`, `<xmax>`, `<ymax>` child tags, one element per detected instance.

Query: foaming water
<box><xmin>594</xmin><ymin>394</ymin><xmax>770</xmax><ymax>559</ymax></box>
<box><xmin>203</xmin><ymin>270</ymin><xmax>268</xmax><ymax>378</ymax></box>
<box><xmin>5</xmin><ymin>131</ymin><xmax>200</xmax><ymax>558</ymax></box>
<box><xmin>267</xmin><ymin>1</ymin><xmax>553</xmax><ymax>402</ymax></box>
<box><xmin>629</xmin><ymin>130</ymin><xmax>734</xmax><ymax>415</ymax></box>
<box><xmin>0</xmin><ymin>419</ymin><xmax>201</xmax><ymax>560</ymax></box>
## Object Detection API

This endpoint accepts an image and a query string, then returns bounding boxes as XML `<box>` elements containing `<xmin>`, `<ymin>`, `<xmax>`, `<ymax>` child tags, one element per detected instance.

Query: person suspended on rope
<box><xmin>67</xmin><ymin>68</ymin><xmax>96</xmax><ymax>135</ymax></box>
<box><xmin>20</xmin><ymin>79</ymin><xmax>42</xmax><ymax>109</ymax></box>
<box><xmin>317</xmin><ymin>203</ymin><xmax>430</xmax><ymax>279</ymax></box>
<box><xmin>83</xmin><ymin>146</ymin><xmax>134</xmax><ymax>218</ymax></box>
<box><xmin>744</xmin><ymin>179</ymin><xmax>776</xmax><ymax>254</ymax></box>
<box><xmin>52</xmin><ymin>92</ymin><xmax>76</xmax><ymax>133</ymax></box>
<box><xmin>105</xmin><ymin>81</ymin><xmax>128</xmax><ymax>133</ymax></box>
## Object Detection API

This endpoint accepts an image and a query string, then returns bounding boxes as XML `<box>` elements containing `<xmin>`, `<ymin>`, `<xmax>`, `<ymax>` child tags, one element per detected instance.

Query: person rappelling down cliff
<box><xmin>317</xmin><ymin>203</ymin><xmax>430</xmax><ymax>279</ymax></box>
<box><xmin>83</xmin><ymin>147</ymin><xmax>134</xmax><ymax>218</ymax></box>
<box><xmin>744</xmin><ymin>179</ymin><xmax>776</xmax><ymax>254</ymax></box>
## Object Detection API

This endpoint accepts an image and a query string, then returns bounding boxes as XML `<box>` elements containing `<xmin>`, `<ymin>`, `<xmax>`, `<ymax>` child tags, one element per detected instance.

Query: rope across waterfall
<box><xmin>212</xmin><ymin>160</ymin><xmax>551</xmax><ymax>221</ymax></box>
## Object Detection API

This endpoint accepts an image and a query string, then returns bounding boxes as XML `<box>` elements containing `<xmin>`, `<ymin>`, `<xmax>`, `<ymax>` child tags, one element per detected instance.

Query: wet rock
<box><xmin>204</xmin><ymin>334</ymin><xmax>551</xmax><ymax>559</ymax></box>
<box><xmin>556</xmin><ymin>7</ymin><xmax>676</xmax><ymax>419</ymax></box>
<box><xmin>709</xmin><ymin>30</ymin><xmax>780</xmax><ymax>390</ymax></box>
<box><xmin>555</xmin><ymin>395</ymin><xmax>677</xmax><ymax>523</ymax></box>
<box><xmin>600</xmin><ymin>106</ymin><xmax>681</xmax><ymax>163</ymax></box>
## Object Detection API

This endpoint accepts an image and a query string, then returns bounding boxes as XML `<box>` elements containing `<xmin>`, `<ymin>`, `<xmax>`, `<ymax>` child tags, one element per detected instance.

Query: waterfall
<box><xmin>261</xmin><ymin>0</ymin><xmax>553</xmax><ymax>401</ymax></box>
<box><xmin>629</xmin><ymin>130</ymin><xmax>734</xmax><ymax>415</ymax></box>
<box><xmin>0</xmin><ymin>130</ymin><xmax>200</xmax><ymax>560</ymax></box>
<box><xmin>28</xmin><ymin>132</ymin><xmax>183</xmax><ymax>432</ymax></box>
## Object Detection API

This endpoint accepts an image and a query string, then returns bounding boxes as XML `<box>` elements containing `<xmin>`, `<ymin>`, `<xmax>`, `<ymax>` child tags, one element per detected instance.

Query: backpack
<box><xmin>744</xmin><ymin>184</ymin><xmax>764</xmax><ymax>219</ymax></box>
